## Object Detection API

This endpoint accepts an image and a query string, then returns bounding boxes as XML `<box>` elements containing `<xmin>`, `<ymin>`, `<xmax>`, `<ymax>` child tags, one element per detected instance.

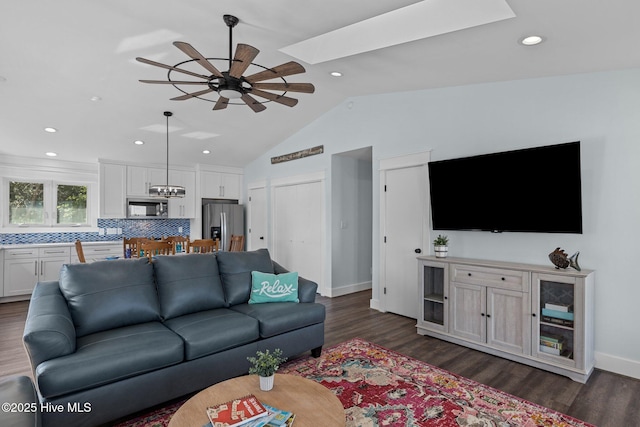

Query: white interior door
<box><xmin>272</xmin><ymin>176</ymin><xmax>324</xmax><ymax>291</ymax></box>
<box><xmin>381</xmin><ymin>164</ymin><xmax>428</xmax><ymax>319</ymax></box>
<box><xmin>248</xmin><ymin>186</ymin><xmax>268</xmax><ymax>250</ymax></box>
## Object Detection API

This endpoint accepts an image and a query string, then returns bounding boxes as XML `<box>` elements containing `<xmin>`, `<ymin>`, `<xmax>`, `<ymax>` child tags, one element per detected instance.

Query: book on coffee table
<box><xmin>206</xmin><ymin>394</ymin><xmax>269</xmax><ymax>427</ymax></box>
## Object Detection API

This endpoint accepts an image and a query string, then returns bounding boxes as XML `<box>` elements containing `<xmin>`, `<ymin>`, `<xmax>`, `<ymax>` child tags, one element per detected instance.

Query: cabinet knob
<box><xmin>481</xmin><ymin>313</ymin><xmax>485</xmax><ymax>317</ymax></box>
<box><xmin>532</xmin><ymin>313</ymin><xmax>537</xmax><ymax>317</ymax></box>
<box><xmin>468</xmin><ymin>273</ymin><xmax>472</xmax><ymax>276</ymax></box>
<box><xmin>444</xmin><ymin>296</ymin><xmax>448</xmax><ymax>300</ymax></box>
<box><xmin>486</xmin><ymin>314</ymin><xmax>491</xmax><ymax>318</ymax></box>
<box><xmin>501</xmin><ymin>277</ymin><xmax>505</xmax><ymax>281</ymax></box>
<box><xmin>415</xmin><ymin>248</ymin><xmax>422</xmax><ymax>254</ymax></box>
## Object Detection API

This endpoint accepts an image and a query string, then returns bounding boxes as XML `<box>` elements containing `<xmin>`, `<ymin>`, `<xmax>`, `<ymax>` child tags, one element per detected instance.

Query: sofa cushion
<box><xmin>164</xmin><ymin>309</ymin><xmax>259</xmax><ymax>360</ymax></box>
<box><xmin>59</xmin><ymin>258</ymin><xmax>160</xmax><ymax>337</ymax></box>
<box><xmin>216</xmin><ymin>249</ymin><xmax>275</xmax><ymax>306</ymax></box>
<box><xmin>249</xmin><ymin>271</ymin><xmax>299</xmax><ymax>304</ymax></box>
<box><xmin>153</xmin><ymin>253</ymin><xmax>226</xmax><ymax>320</ymax></box>
<box><xmin>35</xmin><ymin>322</ymin><xmax>183</xmax><ymax>399</ymax></box>
<box><xmin>230</xmin><ymin>302</ymin><xmax>326</xmax><ymax>338</ymax></box>
<box><xmin>0</xmin><ymin>376</ymin><xmax>40</xmax><ymax>427</ymax></box>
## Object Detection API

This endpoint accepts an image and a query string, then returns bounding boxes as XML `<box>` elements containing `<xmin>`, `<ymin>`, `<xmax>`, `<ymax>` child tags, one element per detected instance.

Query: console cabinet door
<box><xmin>450</xmin><ymin>282</ymin><xmax>486</xmax><ymax>343</ymax></box>
<box><xmin>417</xmin><ymin>260</ymin><xmax>449</xmax><ymax>333</ymax></box>
<box><xmin>487</xmin><ymin>287</ymin><xmax>531</xmax><ymax>355</ymax></box>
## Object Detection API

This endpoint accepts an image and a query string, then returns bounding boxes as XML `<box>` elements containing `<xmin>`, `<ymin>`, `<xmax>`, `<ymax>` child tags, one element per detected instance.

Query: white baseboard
<box><xmin>595</xmin><ymin>351</ymin><xmax>640</xmax><ymax>380</ymax></box>
<box><xmin>326</xmin><ymin>281</ymin><xmax>372</xmax><ymax>298</ymax></box>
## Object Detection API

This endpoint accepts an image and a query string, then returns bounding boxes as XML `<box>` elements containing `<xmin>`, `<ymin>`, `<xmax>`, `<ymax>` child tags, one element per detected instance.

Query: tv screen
<box><xmin>428</xmin><ymin>141</ymin><xmax>582</xmax><ymax>233</ymax></box>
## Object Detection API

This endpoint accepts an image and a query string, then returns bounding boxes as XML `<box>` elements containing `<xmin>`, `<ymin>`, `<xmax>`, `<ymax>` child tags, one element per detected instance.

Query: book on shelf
<box><xmin>540</xmin><ymin>339</ymin><xmax>563</xmax><ymax>351</ymax></box>
<box><xmin>539</xmin><ymin>345</ymin><xmax>561</xmax><ymax>356</ymax></box>
<box><xmin>542</xmin><ymin>315</ymin><xmax>574</xmax><ymax>328</ymax></box>
<box><xmin>206</xmin><ymin>394</ymin><xmax>269</xmax><ymax>427</ymax></box>
<box><xmin>541</xmin><ymin>308</ymin><xmax>574</xmax><ymax>321</ymax></box>
<box><xmin>544</xmin><ymin>302</ymin><xmax>573</xmax><ymax>312</ymax></box>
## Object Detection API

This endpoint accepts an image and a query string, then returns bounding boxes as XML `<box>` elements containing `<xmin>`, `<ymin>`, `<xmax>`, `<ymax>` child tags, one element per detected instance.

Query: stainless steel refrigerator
<box><xmin>202</xmin><ymin>201</ymin><xmax>245</xmax><ymax>251</ymax></box>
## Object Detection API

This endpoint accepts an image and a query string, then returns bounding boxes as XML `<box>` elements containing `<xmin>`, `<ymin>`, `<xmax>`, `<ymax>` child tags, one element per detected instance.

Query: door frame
<box><xmin>247</xmin><ymin>180</ymin><xmax>268</xmax><ymax>251</ymax></box>
<box><xmin>378</xmin><ymin>151</ymin><xmax>431</xmax><ymax>313</ymax></box>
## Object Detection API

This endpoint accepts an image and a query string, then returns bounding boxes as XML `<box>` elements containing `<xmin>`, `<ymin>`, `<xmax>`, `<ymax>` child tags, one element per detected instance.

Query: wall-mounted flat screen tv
<box><xmin>428</xmin><ymin>141</ymin><xmax>582</xmax><ymax>233</ymax></box>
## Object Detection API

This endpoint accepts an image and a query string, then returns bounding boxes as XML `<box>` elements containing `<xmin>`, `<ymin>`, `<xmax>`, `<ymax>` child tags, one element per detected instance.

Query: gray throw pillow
<box><xmin>59</xmin><ymin>258</ymin><xmax>160</xmax><ymax>337</ymax></box>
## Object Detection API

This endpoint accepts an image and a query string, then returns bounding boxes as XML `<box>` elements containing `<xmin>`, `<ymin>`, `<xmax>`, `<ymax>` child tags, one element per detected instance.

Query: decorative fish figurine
<box><xmin>548</xmin><ymin>247</ymin><xmax>581</xmax><ymax>271</ymax></box>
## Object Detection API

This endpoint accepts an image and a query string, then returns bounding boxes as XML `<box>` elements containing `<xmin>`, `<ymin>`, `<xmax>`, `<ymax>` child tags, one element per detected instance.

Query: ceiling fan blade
<box><xmin>250</xmin><ymin>88</ymin><xmax>298</xmax><ymax>107</ymax></box>
<box><xmin>229</xmin><ymin>44</ymin><xmax>260</xmax><ymax>78</ymax></box>
<box><xmin>139</xmin><ymin>80</ymin><xmax>209</xmax><ymax>85</ymax></box>
<box><xmin>213</xmin><ymin>97</ymin><xmax>229</xmax><ymax>110</ymax></box>
<box><xmin>251</xmin><ymin>82</ymin><xmax>315</xmax><ymax>94</ymax></box>
<box><xmin>240</xmin><ymin>93</ymin><xmax>267</xmax><ymax>113</ymax></box>
<box><xmin>170</xmin><ymin>88</ymin><xmax>214</xmax><ymax>101</ymax></box>
<box><xmin>244</xmin><ymin>61</ymin><xmax>306</xmax><ymax>83</ymax></box>
<box><xmin>173</xmin><ymin>42</ymin><xmax>224</xmax><ymax>78</ymax></box>
<box><xmin>136</xmin><ymin>57</ymin><xmax>211</xmax><ymax>80</ymax></box>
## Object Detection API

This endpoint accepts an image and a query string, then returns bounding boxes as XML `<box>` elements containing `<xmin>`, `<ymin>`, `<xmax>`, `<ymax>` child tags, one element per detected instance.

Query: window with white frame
<box><xmin>6</xmin><ymin>179</ymin><xmax>90</xmax><ymax>227</ymax></box>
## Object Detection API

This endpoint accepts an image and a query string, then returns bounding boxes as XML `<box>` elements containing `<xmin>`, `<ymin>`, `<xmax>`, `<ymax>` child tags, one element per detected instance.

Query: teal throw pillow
<box><xmin>250</xmin><ymin>271</ymin><xmax>299</xmax><ymax>304</ymax></box>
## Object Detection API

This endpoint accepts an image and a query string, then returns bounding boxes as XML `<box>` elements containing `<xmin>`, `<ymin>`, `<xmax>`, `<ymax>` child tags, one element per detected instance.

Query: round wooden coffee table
<box><xmin>168</xmin><ymin>373</ymin><xmax>345</xmax><ymax>427</ymax></box>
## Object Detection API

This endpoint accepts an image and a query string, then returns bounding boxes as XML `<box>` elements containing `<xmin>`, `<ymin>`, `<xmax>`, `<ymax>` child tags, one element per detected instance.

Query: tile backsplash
<box><xmin>0</xmin><ymin>219</ymin><xmax>190</xmax><ymax>245</ymax></box>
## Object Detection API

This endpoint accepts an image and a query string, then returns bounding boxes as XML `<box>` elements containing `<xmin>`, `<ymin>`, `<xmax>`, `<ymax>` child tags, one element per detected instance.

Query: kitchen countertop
<box><xmin>1</xmin><ymin>241</ymin><xmax>122</xmax><ymax>250</ymax></box>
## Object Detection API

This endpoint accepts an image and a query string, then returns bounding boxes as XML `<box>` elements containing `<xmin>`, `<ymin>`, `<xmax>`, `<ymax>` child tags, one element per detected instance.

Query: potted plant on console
<box><xmin>247</xmin><ymin>348</ymin><xmax>287</xmax><ymax>391</ymax></box>
<box><xmin>433</xmin><ymin>235</ymin><xmax>449</xmax><ymax>258</ymax></box>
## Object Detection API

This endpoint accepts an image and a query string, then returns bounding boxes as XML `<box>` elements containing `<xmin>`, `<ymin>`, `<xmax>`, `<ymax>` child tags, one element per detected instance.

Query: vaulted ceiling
<box><xmin>1</xmin><ymin>0</ymin><xmax>639</xmax><ymax>168</ymax></box>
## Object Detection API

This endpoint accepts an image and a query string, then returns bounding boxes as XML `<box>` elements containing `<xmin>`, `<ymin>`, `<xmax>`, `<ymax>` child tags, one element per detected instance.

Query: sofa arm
<box><xmin>272</xmin><ymin>261</ymin><xmax>318</xmax><ymax>303</ymax></box>
<box><xmin>23</xmin><ymin>281</ymin><xmax>76</xmax><ymax>367</ymax></box>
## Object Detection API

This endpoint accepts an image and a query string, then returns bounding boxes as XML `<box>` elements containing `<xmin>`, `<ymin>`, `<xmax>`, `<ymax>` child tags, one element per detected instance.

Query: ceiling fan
<box><xmin>136</xmin><ymin>14</ymin><xmax>315</xmax><ymax>113</ymax></box>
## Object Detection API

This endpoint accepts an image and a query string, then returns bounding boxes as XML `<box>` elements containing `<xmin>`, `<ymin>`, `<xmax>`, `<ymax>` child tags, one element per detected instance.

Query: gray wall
<box><xmin>244</xmin><ymin>68</ymin><xmax>640</xmax><ymax>378</ymax></box>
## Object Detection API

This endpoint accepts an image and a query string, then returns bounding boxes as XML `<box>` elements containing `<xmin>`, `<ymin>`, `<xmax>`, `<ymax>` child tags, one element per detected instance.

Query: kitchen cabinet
<box><xmin>200</xmin><ymin>171</ymin><xmax>242</xmax><ymax>200</ymax></box>
<box><xmin>127</xmin><ymin>165</ymin><xmax>166</xmax><ymax>197</ymax></box>
<box><xmin>416</xmin><ymin>256</ymin><xmax>594</xmax><ymax>383</ymax></box>
<box><xmin>100</xmin><ymin>162</ymin><xmax>126</xmax><ymax>218</ymax></box>
<box><xmin>72</xmin><ymin>242</ymin><xmax>122</xmax><ymax>263</ymax></box>
<box><xmin>3</xmin><ymin>246</ymin><xmax>70</xmax><ymax>297</ymax></box>
<box><xmin>168</xmin><ymin>170</ymin><xmax>196</xmax><ymax>218</ymax></box>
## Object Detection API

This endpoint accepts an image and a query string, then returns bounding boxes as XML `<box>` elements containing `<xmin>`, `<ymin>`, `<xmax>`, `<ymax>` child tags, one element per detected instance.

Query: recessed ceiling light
<box><xmin>45</xmin><ymin>152</ymin><xmax>57</xmax><ymax>157</ymax></box>
<box><xmin>44</xmin><ymin>127</ymin><xmax>57</xmax><ymax>133</ymax></box>
<box><xmin>90</xmin><ymin>96</ymin><xmax>102</xmax><ymax>102</ymax></box>
<box><xmin>134</xmin><ymin>140</ymin><xmax>144</xmax><ymax>145</ymax></box>
<box><xmin>330</xmin><ymin>71</ymin><xmax>343</xmax><ymax>77</ymax></box>
<box><xmin>202</xmin><ymin>150</ymin><xmax>211</xmax><ymax>154</ymax></box>
<box><xmin>520</xmin><ymin>35</ymin><xmax>543</xmax><ymax>46</ymax></box>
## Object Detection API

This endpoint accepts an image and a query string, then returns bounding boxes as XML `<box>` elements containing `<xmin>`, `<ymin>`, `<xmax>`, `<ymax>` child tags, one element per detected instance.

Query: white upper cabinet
<box><xmin>168</xmin><ymin>170</ymin><xmax>196</xmax><ymax>218</ymax></box>
<box><xmin>100</xmin><ymin>162</ymin><xmax>126</xmax><ymax>218</ymax></box>
<box><xmin>200</xmin><ymin>171</ymin><xmax>242</xmax><ymax>200</ymax></box>
<box><xmin>127</xmin><ymin>166</ymin><xmax>166</xmax><ymax>197</ymax></box>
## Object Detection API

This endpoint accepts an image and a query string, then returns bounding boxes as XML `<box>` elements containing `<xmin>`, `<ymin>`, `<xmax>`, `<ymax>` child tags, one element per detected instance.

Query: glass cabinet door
<box><xmin>532</xmin><ymin>273</ymin><xmax>580</xmax><ymax>367</ymax></box>
<box><xmin>417</xmin><ymin>260</ymin><xmax>448</xmax><ymax>333</ymax></box>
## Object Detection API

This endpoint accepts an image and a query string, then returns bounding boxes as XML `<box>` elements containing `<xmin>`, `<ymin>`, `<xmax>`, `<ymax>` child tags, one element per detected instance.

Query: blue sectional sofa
<box><xmin>22</xmin><ymin>249</ymin><xmax>325</xmax><ymax>427</ymax></box>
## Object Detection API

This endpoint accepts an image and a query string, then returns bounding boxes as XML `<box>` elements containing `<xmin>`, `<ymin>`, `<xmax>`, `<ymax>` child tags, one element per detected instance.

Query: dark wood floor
<box><xmin>2</xmin><ymin>291</ymin><xmax>638</xmax><ymax>426</ymax></box>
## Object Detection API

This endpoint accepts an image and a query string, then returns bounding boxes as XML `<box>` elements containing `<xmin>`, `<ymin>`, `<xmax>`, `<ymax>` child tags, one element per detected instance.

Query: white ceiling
<box><xmin>1</xmin><ymin>0</ymin><xmax>639</xmax><ymax>169</ymax></box>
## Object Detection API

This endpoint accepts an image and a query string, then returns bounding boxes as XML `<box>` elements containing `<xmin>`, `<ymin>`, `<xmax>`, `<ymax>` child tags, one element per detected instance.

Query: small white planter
<box><xmin>259</xmin><ymin>374</ymin><xmax>275</xmax><ymax>391</ymax></box>
<box><xmin>434</xmin><ymin>245</ymin><xmax>449</xmax><ymax>258</ymax></box>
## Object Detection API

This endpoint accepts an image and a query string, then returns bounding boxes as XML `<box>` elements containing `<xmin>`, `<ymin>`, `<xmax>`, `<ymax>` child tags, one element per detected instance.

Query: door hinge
<box><xmin>384</xmin><ymin>236</ymin><xmax>387</xmax><ymax>243</ymax></box>
<box><xmin>384</xmin><ymin>185</ymin><xmax>387</xmax><ymax>192</ymax></box>
<box><xmin>384</xmin><ymin>287</ymin><xmax>387</xmax><ymax>295</ymax></box>
<box><xmin>249</xmin><ymin>196</ymin><xmax>252</xmax><ymax>201</ymax></box>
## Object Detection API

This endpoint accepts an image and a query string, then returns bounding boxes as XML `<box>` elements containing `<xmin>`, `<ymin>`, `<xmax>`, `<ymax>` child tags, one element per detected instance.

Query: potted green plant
<box><xmin>247</xmin><ymin>348</ymin><xmax>287</xmax><ymax>391</ymax></box>
<box><xmin>433</xmin><ymin>235</ymin><xmax>449</xmax><ymax>258</ymax></box>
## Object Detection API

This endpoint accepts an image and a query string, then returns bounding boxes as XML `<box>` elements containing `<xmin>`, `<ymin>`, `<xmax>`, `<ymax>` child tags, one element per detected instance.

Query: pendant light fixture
<box><xmin>149</xmin><ymin>111</ymin><xmax>185</xmax><ymax>198</ymax></box>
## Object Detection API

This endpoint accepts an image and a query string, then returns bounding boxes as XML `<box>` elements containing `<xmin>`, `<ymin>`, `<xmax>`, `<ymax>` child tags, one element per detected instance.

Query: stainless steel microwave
<box><xmin>126</xmin><ymin>198</ymin><xmax>168</xmax><ymax>219</ymax></box>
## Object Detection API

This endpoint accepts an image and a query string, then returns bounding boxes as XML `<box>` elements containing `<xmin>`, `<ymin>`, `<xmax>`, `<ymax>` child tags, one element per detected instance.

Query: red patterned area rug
<box><xmin>116</xmin><ymin>338</ymin><xmax>595</xmax><ymax>427</ymax></box>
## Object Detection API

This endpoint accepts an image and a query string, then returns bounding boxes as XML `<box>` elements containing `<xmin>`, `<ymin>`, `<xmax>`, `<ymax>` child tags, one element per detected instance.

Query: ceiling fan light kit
<box><xmin>136</xmin><ymin>14</ymin><xmax>315</xmax><ymax>113</ymax></box>
<box><xmin>149</xmin><ymin>111</ymin><xmax>185</xmax><ymax>199</ymax></box>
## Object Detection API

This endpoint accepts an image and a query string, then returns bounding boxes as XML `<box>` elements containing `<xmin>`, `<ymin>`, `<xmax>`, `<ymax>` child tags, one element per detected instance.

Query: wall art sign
<box><xmin>271</xmin><ymin>145</ymin><xmax>324</xmax><ymax>164</ymax></box>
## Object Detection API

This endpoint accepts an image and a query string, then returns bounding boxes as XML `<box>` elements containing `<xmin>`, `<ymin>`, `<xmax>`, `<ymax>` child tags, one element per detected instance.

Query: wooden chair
<box><xmin>140</xmin><ymin>241</ymin><xmax>174</xmax><ymax>261</ymax></box>
<box><xmin>229</xmin><ymin>235</ymin><xmax>245</xmax><ymax>252</ymax></box>
<box><xmin>123</xmin><ymin>237</ymin><xmax>150</xmax><ymax>258</ymax></box>
<box><xmin>163</xmin><ymin>235</ymin><xmax>190</xmax><ymax>253</ymax></box>
<box><xmin>74</xmin><ymin>240</ymin><xmax>86</xmax><ymax>263</ymax></box>
<box><xmin>188</xmin><ymin>239</ymin><xmax>219</xmax><ymax>254</ymax></box>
